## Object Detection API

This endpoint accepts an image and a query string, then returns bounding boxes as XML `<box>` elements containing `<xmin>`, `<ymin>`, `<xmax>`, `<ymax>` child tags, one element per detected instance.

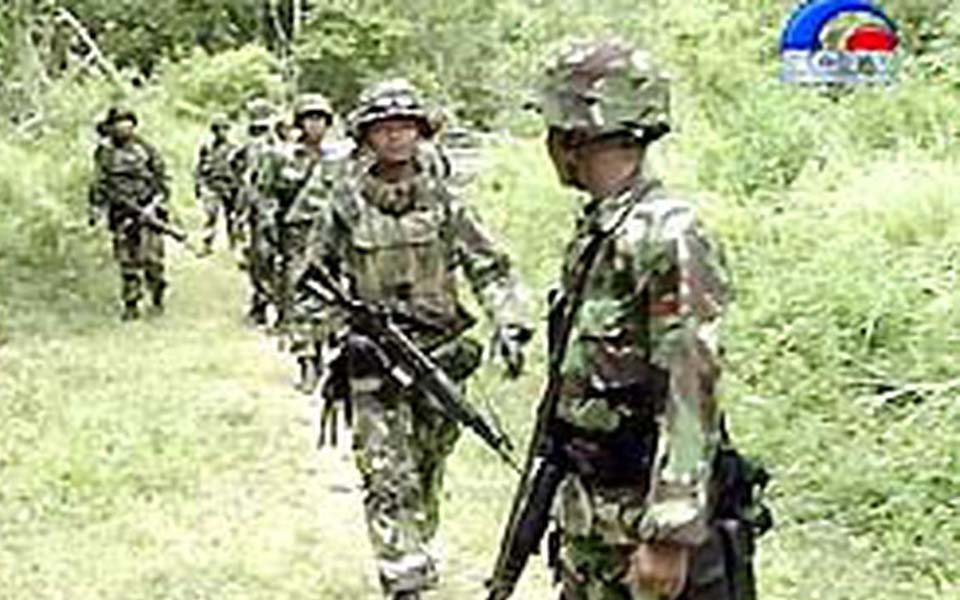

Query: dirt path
<box><xmin>0</xmin><ymin>246</ymin><xmax>552</xmax><ymax>599</ymax></box>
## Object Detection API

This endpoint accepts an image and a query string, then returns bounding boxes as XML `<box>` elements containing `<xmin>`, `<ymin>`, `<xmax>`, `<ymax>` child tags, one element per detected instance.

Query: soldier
<box><xmin>194</xmin><ymin>112</ymin><xmax>240</xmax><ymax>254</ymax></box>
<box><xmin>487</xmin><ymin>40</ymin><xmax>769</xmax><ymax>600</ymax></box>
<box><xmin>88</xmin><ymin>106</ymin><xmax>170</xmax><ymax>321</ymax></box>
<box><xmin>232</xmin><ymin>98</ymin><xmax>279</xmax><ymax>325</ymax></box>
<box><xmin>302</xmin><ymin>79</ymin><xmax>532</xmax><ymax>599</ymax></box>
<box><xmin>257</xmin><ymin>92</ymin><xmax>341</xmax><ymax>391</ymax></box>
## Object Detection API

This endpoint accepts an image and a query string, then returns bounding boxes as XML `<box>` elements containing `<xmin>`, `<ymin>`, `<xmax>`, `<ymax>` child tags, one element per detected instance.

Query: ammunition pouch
<box><xmin>555</xmin><ymin>419</ymin><xmax>658</xmax><ymax>488</ymax></box>
<box><xmin>108</xmin><ymin>203</ymin><xmax>137</xmax><ymax>232</ymax></box>
<box><xmin>322</xmin><ymin>348</ymin><xmax>351</xmax><ymax>405</ymax></box>
<box><xmin>712</xmin><ymin>446</ymin><xmax>772</xmax><ymax>536</ymax></box>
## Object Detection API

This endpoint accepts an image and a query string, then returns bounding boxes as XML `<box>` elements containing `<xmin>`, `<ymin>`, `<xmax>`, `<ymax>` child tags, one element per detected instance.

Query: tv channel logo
<box><xmin>780</xmin><ymin>0</ymin><xmax>902</xmax><ymax>85</ymax></box>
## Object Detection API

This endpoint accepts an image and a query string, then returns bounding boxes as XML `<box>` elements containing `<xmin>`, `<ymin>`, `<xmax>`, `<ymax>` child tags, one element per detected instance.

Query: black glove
<box><xmin>492</xmin><ymin>324</ymin><xmax>532</xmax><ymax>379</ymax></box>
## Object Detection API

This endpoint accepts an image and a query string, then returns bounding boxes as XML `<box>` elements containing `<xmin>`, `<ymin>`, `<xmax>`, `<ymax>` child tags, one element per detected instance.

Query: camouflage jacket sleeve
<box><xmin>88</xmin><ymin>144</ymin><xmax>109</xmax><ymax>211</ymax></box>
<box><xmin>194</xmin><ymin>142</ymin><xmax>210</xmax><ymax>187</ymax></box>
<box><xmin>629</xmin><ymin>200</ymin><xmax>731</xmax><ymax>547</ymax></box>
<box><xmin>445</xmin><ymin>193</ymin><xmax>529</xmax><ymax>330</ymax></box>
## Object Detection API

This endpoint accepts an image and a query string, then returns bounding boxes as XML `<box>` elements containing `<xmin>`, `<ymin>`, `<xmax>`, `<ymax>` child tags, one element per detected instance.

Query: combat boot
<box><xmin>150</xmin><ymin>285</ymin><xmax>166</xmax><ymax>315</ymax></box>
<box><xmin>121</xmin><ymin>301</ymin><xmax>140</xmax><ymax>321</ymax></box>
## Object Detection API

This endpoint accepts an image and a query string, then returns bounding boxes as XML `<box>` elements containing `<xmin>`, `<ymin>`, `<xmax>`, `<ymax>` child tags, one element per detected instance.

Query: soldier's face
<box><xmin>112</xmin><ymin>119</ymin><xmax>136</xmax><ymax>141</ymax></box>
<box><xmin>546</xmin><ymin>128</ymin><xmax>585</xmax><ymax>189</ymax></box>
<box><xmin>300</xmin><ymin>114</ymin><xmax>329</xmax><ymax>143</ymax></box>
<box><xmin>366</xmin><ymin>118</ymin><xmax>421</xmax><ymax>165</ymax></box>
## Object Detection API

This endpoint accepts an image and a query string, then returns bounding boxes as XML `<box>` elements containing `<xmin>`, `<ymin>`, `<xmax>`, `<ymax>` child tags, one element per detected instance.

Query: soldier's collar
<box><xmin>583</xmin><ymin>177</ymin><xmax>661</xmax><ymax>233</ymax></box>
<box><xmin>362</xmin><ymin>167</ymin><xmax>432</xmax><ymax>214</ymax></box>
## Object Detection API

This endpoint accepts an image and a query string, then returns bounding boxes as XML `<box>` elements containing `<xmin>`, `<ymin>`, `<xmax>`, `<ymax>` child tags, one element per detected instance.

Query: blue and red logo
<box><xmin>780</xmin><ymin>0</ymin><xmax>901</xmax><ymax>84</ymax></box>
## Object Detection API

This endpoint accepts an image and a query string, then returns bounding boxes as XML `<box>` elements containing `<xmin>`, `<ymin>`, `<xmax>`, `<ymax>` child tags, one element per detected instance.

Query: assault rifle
<box><xmin>299</xmin><ymin>262</ymin><xmax>519</xmax><ymax>472</ymax></box>
<box><xmin>110</xmin><ymin>196</ymin><xmax>203</xmax><ymax>256</ymax></box>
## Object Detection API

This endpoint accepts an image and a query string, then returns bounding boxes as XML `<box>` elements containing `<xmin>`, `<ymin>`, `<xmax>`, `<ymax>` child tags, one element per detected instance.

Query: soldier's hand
<box><xmin>623</xmin><ymin>542</ymin><xmax>691</xmax><ymax>599</ymax></box>
<box><xmin>494</xmin><ymin>324</ymin><xmax>532</xmax><ymax>379</ymax></box>
<box><xmin>87</xmin><ymin>208</ymin><xmax>103</xmax><ymax>228</ymax></box>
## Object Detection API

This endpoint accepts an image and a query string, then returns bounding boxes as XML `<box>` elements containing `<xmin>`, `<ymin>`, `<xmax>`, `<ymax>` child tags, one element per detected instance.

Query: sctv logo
<box><xmin>780</xmin><ymin>0</ymin><xmax>902</xmax><ymax>85</ymax></box>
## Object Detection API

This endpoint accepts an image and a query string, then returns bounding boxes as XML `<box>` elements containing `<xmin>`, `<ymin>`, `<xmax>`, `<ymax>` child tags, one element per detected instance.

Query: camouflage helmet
<box><xmin>96</xmin><ymin>106</ymin><xmax>137</xmax><ymax>137</ymax></box>
<box><xmin>347</xmin><ymin>79</ymin><xmax>435</xmax><ymax>140</ymax></box>
<box><xmin>246</xmin><ymin>97</ymin><xmax>278</xmax><ymax>129</ymax></box>
<box><xmin>539</xmin><ymin>39</ymin><xmax>670</xmax><ymax>144</ymax></box>
<box><xmin>97</xmin><ymin>105</ymin><xmax>137</xmax><ymax>133</ymax></box>
<box><xmin>293</xmin><ymin>93</ymin><xmax>334</xmax><ymax>123</ymax></box>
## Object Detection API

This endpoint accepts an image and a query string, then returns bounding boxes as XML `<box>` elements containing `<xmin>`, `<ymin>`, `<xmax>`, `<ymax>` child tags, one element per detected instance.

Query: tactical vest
<box><xmin>99</xmin><ymin>140</ymin><xmax>156</xmax><ymax>206</ymax></box>
<box><xmin>344</xmin><ymin>171</ymin><xmax>469</xmax><ymax>344</ymax></box>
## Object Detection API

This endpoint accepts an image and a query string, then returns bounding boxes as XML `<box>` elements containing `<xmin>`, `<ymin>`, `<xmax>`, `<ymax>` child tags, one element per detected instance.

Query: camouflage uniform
<box><xmin>88</xmin><ymin>107</ymin><xmax>170</xmax><ymax>319</ymax></box>
<box><xmin>194</xmin><ymin>113</ymin><xmax>240</xmax><ymax>252</ymax></box>
<box><xmin>232</xmin><ymin>99</ymin><xmax>279</xmax><ymax>324</ymax></box>
<box><xmin>256</xmin><ymin>93</ymin><xmax>344</xmax><ymax>389</ymax></box>
<box><xmin>536</xmin><ymin>41</ymin><xmax>745</xmax><ymax>599</ymax></box>
<box><xmin>305</xmin><ymin>80</ymin><xmax>529</xmax><ymax>598</ymax></box>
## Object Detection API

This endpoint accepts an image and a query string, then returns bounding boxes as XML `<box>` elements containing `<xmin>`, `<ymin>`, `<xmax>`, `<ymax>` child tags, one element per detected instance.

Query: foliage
<box><xmin>293</xmin><ymin>6</ymin><xmax>416</xmax><ymax>113</ymax></box>
<box><xmin>157</xmin><ymin>46</ymin><xmax>283</xmax><ymax>117</ymax></box>
<box><xmin>60</xmin><ymin>0</ymin><xmax>263</xmax><ymax>76</ymax></box>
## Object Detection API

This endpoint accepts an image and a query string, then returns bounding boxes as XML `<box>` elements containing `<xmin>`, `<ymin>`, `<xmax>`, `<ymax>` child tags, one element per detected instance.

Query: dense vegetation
<box><xmin>2</xmin><ymin>0</ymin><xmax>959</xmax><ymax>597</ymax></box>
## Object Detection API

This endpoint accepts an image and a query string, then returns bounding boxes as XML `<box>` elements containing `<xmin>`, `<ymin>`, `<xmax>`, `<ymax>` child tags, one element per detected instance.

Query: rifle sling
<box><xmin>548</xmin><ymin>179</ymin><xmax>660</xmax><ymax>379</ymax></box>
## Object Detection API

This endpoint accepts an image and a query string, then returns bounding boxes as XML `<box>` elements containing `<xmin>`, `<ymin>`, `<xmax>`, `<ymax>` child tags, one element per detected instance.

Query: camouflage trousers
<box><xmin>557</xmin><ymin>479</ymin><xmax>733</xmax><ymax>600</ymax></box>
<box><xmin>112</xmin><ymin>223</ymin><xmax>165</xmax><ymax>305</ymax></box>
<box><xmin>197</xmin><ymin>185</ymin><xmax>238</xmax><ymax>250</ymax></box>
<box><xmin>350</xmin><ymin>376</ymin><xmax>461</xmax><ymax>596</ymax></box>
<box><xmin>245</xmin><ymin>217</ymin><xmax>279</xmax><ymax>318</ymax></box>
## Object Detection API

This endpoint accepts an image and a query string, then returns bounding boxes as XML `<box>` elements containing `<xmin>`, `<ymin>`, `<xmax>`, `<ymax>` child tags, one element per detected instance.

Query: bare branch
<box><xmin>54</xmin><ymin>6</ymin><xmax>125</xmax><ymax>89</ymax></box>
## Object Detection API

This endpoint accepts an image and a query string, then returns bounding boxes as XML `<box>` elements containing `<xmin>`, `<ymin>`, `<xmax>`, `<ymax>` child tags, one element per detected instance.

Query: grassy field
<box><xmin>2</xmin><ymin>127</ymin><xmax>959</xmax><ymax>599</ymax></box>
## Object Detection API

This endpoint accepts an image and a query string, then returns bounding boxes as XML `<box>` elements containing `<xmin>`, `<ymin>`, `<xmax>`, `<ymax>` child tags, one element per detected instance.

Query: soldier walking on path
<box><xmin>257</xmin><ymin>92</ymin><xmax>343</xmax><ymax>391</ymax></box>
<box><xmin>88</xmin><ymin>106</ymin><xmax>171</xmax><ymax>321</ymax></box>
<box><xmin>301</xmin><ymin>79</ymin><xmax>532</xmax><ymax>599</ymax></box>
<box><xmin>487</xmin><ymin>40</ymin><xmax>771</xmax><ymax>600</ymax></box>
<box><xmin>232</xmin><ymin>98</ymin><xmax>280</xmax><ymax>326</ymax></box>
<box><xmin>194</xmin><ymin>112</ymin><xmax>240</xmax><ymax>254</ymax></box>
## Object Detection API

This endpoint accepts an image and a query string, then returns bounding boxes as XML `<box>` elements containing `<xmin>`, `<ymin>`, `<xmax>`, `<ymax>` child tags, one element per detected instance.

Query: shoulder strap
<box><xmin>548</xmin><ymin>179</ymin><xmax>660</xmax><ymax>376</ymax></box>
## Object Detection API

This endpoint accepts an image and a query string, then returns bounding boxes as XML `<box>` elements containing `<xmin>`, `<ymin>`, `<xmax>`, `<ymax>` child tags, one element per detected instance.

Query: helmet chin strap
<box><xmin>575</xmin><ymin>144</ymin><xmax>644</xmax><ymax>199</ymax></box>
